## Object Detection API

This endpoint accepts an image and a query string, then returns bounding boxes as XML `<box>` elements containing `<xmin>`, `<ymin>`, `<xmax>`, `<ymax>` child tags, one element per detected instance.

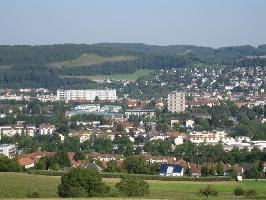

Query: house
<box><xmin>166</xmin><ymin>131</ymin><xmax>187</xmax><ymax>145</ymax></box>
<box><xmin>155</xmin><ymin>100</ymin><xmax>164</xmax><ymax>109</ymax></box>
<box><xmin>18</xmin><ymin>151</ymin><xmax>56</xmax><ymax>164</ymax></box>
<box><xmin>189</xmin><ymin>130</ymin><xmax>227</xmax><ymax>144</ymax></box>
<box><xmin>87</xmin><ymin>151</ymin><xmax>121</xmax><ymax>162</ymax></box>
<box><xmin>39</xmin><ymin>123</ymin><xmax>55</xmax><ymax>135</ymax></box>
<box><xmin>159</xmin><ymin>164</ymin><xmax>184</xmax><ymax>176</ymax></box>
<box><xmin>185</xmin><ymin>119</ymin><xmax>195</xmax><ymax>128</ymax></box>
<box><xmin>188</xmin><ymin>98</ymin><xmax>220</xmax><ymax>108</ymax></box>
<box><xmin>117</xmin><ymin>121</ymin><xmax>134</xmax><ymax>130</ymax></box>
<box><xmin>18</xmin><ymin>157</ymin><xmax>35</xmax><ymax>169</ymax></box>
<box><xmin>144</xmin><ymin>155</ymin><xmax>176</xmax><ymax>164</ymax></box>
<box><xmin>79</xmin><ymin>162</ymin><xmax>103</xmax><ymax>171</ymax></box>
<box><xmin>0</xmin><ymin>144</ymin><xmax>17</xmax><ymax>158</ymax></box>
<box><xmin>176</xmin><ymin>159</ymin><xmax>188</xmax><ymax>168</ymax></box>
<box><xmin>0</xmin><ymin>125</ymin><xmax>37</xmax><ymax>137</ymax></box>
<box><xmin>127</xmin><ymin>99</ymin><xmax>138</xmax><ymax>108</ymax></box>
<box><xmin>125</xmin><ymin>109</ymin><xmax>155</xmax><ymax>118</ymax></box>
<box><xmin>170</xmin><ymin>119</ymin><xmax>179</xmax><ymax>127</ymax></box>
<box><xmin>190</xmin><ymin>164</ymin><xmax>201</xmax><ymax>177</ymax></box>
<box><xmin>67</xmin><ymin>152</ymin><xmax>81</xmax><ymax>167</ymax></box>
<box><xmin>70</xmin><ymin>130</ymin><xmax>91</xmax><ymax>143</ymax></box>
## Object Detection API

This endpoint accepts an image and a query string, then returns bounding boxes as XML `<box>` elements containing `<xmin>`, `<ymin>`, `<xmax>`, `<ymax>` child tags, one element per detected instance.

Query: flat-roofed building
<box><xmin>0</xmin><ymin>144</ymin><xmax>17</xmax><ymax>158</ymax></box>
<box><xmin>57</xmin><ymin>89</ymin><xmax>117</xmax><ymax>101</ymax></box>
<box><xmin>125</xmin><ymin>109</ymin><xmax>155</xmax><ymax>118</ymax></box>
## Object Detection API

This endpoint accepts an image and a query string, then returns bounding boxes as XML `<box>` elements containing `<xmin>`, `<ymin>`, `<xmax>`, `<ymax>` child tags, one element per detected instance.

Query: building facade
<box><xmin>167</xmin><ymin>91</ymin><xmax>186</xmax><ymax>113</ymax></box>
<box><xmin>57</xmin><ymin>89</ymin><xmax>117</xmax><ymax>101</ymax></box>
<box><xmin>0</xmin><ymin>144</ymin><xmax>17</xmax><ymax>158</ymax></box>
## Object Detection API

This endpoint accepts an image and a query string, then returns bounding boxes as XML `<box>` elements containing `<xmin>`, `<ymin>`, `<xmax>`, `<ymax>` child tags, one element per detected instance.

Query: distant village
<box><xmin>0</xmin><ymin>66</ymin><xmax>265</xmax><ymax>177</ymax></box>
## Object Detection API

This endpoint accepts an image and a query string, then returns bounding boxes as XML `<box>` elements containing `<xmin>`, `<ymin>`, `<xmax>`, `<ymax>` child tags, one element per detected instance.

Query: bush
<box><xmin>234</xmin><ymin>187</ymin><xmax>245</xmax><ymax>197</ymax></box>
<box><xmin>116</xmin><ymin>176</ymin><xmax>149</xmax><ymax>197</ymax></box>
<box><xmin>201</xmin><ymin>166</ymin><xmax>210</xmax><ymax>177</ymax></box>
<box><xmin>0</xmin><ymin>156</ymin><xmax>22</xmax><ymax>172</ymax></box>
<box><xmin>58</xmin><ymin>168</ymin><xmax>110</xmax><ymax>197</ymax></box>
<box><xmin>245</xmin><ymin>189</ymin><xmax>257</xmax><ymax>199</ymax></box>
<box><xmin>197</xmin><ymin>185</ymin><xmax>218</xmax><ymax>198</ymax></box>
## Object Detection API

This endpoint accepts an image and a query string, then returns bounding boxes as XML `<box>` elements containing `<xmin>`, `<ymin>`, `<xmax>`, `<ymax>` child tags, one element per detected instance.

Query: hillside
<box><xmin>0</xmin><ymin>43</ymin><xmax>265</xmax><ymax>88</ymax></box>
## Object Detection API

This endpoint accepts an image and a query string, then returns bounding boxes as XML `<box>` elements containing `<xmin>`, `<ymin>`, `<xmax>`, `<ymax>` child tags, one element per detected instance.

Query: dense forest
<box><xmin>0</xmin><ymin>43</ymin><xmax>265</xmax><ymax>88</ymax></box>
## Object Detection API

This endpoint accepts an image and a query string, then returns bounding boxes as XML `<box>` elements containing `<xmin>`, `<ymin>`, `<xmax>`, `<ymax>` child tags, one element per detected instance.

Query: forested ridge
<box><xmin>0</xmin><ymin>43</ymin><xmax>265</xmax><ymax>88</ymax></box>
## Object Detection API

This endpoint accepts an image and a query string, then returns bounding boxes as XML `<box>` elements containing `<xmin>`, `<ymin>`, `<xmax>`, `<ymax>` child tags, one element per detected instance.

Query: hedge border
<box><xmin>27</xmin><ymin>170</ymin><xmax>233</xmax><ymax>182</ymax></box>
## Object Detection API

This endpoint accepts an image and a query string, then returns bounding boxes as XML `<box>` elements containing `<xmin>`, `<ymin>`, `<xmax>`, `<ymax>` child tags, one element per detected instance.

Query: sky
<box><xmin>0</xmin><ymin>0</ymin><xmax>266</xmax><ymax>47</ymax></box>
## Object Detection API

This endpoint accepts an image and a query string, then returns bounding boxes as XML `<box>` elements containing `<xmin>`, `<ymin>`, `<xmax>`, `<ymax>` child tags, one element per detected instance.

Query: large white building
<box><xmin>189</xmin><ymin>130</ymin><xmax>227</xmax><ymax>144</ymax></box>
<box><xmin>167</xmin><ymin>91</ymin><xmax>186</xmax><ymax>113</ymax></box>
<box><xmin>0</xmin><ymin>144</ymin><xmax>17</xmax><ymax>158</ymax></box>
<box><xmin>57</xmin><ymin>89</ymin><xmax>117</xmax><ymax>101</ymax></box>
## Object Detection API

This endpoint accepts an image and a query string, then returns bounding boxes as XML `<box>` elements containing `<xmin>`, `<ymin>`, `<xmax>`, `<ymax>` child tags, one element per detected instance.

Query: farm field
<box><xmin>49</xmin><ymin>53</ymin><xmax>136</xmax><ymax>68</ymax></box>
<box><xmin>62</xmin><ymin>69</ymin><xmax>154</xmax><ymax>81</ymax></box>
<box><xmin>0</xmin><ymin>173</ymin><xmax>266</xmax><ymax>199</ymax></box>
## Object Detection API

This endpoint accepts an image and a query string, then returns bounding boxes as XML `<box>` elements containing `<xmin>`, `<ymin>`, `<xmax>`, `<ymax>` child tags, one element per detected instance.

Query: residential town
<box><xmin>0</xmin><ymin>66</ymin><xmax>265</xmax><ymax>179</ymax></box>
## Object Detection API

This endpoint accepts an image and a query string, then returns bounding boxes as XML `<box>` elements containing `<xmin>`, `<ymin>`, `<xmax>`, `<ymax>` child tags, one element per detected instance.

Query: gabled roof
<box><xmin>19</xmin><ymin>151</ymin><xmax>56</xmax><ymax>162</ymax></box>
<box><xmin>79</xmin><ymin>162</ymin><xmax>103</xmax><ymax>171</ymax></box>
<box><xmin>166</xmin><ymin>131</ymin><xmax>186</xmax><ymax>138</ymax></box>
<box><xmin>18</xmin><ymin>157</ymin><xmax>35</xmax><ymax>166</ymax></box>
<box><xmin>190</xmin><ymin>163</ymin><xmax>201</xmax><ymax>174</ymax></box>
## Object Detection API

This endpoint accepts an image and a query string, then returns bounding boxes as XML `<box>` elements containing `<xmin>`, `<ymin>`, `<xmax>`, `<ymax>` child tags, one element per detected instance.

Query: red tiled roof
<box><xmin>190</xmin><ymin>164</ymin><xmax>201</xmax><ymax>173</ymax></box>
<box><xmin>19</xmin><ymin>151</ymin><xmax>56</xmax><ymax>163</ymax></box>
<box><xmin>166</xmin><ymin>131</ymin><xmax>186</xmax><ymax>138</ymax></box>
<box><xmin>18</xmin><ymin>157</ymin><xmax>35</xmax><ymax>166</ymax></box>
<box><xmin>39</xmin><ymin>123</ymin><xmax>55</xmax><ymax>129</ymax></box>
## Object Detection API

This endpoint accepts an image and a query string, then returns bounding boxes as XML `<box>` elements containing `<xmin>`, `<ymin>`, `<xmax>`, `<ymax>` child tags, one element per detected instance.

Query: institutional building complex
<box><xmin>57</xmin><ymin>89</ymin><xmax>117</xmax><ymax>101</ymax></box>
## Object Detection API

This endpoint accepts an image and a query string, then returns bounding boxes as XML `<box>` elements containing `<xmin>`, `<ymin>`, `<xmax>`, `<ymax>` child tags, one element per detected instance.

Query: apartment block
<box><xmin>167</xmin><ymin>91</ymin><xmax>186</xmax><ymax>113</ymax></box>
<box><xmin>57</xmin><ymin>89</ymin><xmax>117</xmax><ymax>101</ymax></box>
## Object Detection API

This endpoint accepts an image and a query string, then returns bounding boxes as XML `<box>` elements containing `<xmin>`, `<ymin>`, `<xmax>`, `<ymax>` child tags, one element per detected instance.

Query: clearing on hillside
<box><xmin>61</xmin><ymin>69</ymin><xmax>154</xmax><ymax>81</ymax></box>
<box><xmin>49</xmin><ymin>53</ymin><xmax>136</xmax><ymax>68</ymax></box>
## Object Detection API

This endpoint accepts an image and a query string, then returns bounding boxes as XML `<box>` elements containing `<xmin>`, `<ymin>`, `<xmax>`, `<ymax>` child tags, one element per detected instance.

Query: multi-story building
<box><xmin>0</xmin><ymin>144</ymin><xmax>17</xmax><ymax>158</ymax></box>
<box><xmin>0</xmin><ymin>125</ymin><xmax>37</xmax><ymax>137</ymax></box>
<box><xmin>167</xmin><ymin>91</ymin><xmax>186</xmax><ymax>113</ymax></box>
<box><xmin>56</xmin><ymin>89</ymin><xmax>117</xmax><ymax>101</ymax></box>
<box><xmin>125</xmin><ymin>109</ymin><xmax>155</xmax><ymax>118</ymax></box>
<box><xmin>39</xmin><ymin>123</ymin><xmax>56</xmax><ymax>135</ymax></box>
<box><xmin>189</xmin><ymin>130</ymin><xmax>227</xmax><ymax>144</ymax></box>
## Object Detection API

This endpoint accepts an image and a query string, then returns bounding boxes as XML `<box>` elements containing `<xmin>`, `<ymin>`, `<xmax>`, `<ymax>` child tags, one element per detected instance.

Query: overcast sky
<box><xmin>0</xmin><ymin>0</ymin><xmax>265</xmax><ymax>47</ymax></box>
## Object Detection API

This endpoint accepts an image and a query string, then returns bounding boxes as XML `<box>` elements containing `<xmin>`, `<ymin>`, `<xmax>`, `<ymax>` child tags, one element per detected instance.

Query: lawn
<box><xmin>49</xmin><ymin>53</ymin><xmax>136</xmax><ymax>68</ymax></box>
<box><xmin>62</xmin><ymin>69</ymin><xmax>154</xmax><ymax>81</ymax></box>
<box><xmin>0</xmin><ymin>173</ymin><xmax>265</xmax><ymax>199</ymax></box>
<box><xmin>0</xmin><ymin>172</ymin><xmax>60</xmax><ymax>198</ymax></box>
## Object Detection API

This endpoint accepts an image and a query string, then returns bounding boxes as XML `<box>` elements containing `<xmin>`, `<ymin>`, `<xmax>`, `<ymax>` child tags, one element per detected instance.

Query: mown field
<box><xmin>62</xmin><ymin>69</ymin><xmax>154</xmax><ymax>81</ymax></box>
<box><xmin>49</xmin><ymin>53</ymin><xmax>136</xmax><ymax>68</ymax></box>
<box><xmin>0</xmin><ymin>172</ymin><xmax>266</xmax><ymax>199</ymax></box>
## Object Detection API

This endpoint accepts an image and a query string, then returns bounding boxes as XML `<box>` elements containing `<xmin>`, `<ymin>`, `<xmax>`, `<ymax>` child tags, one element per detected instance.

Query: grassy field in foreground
<box><xmin>49</xmin><ymin>53</ymin><xmax>136</xmax><ymax>68</ymax></box>
<box><xmin>0</xmin><ymin>173</ymin><xmax>266</xmax><ymax>199</ymax></box>
<box><xmin>62</xmin><ymin>69</ymin><xmax>154</xmax><ymax>81</ymax></box>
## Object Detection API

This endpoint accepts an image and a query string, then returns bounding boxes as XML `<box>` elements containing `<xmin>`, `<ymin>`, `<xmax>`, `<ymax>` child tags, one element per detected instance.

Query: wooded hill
<box><xmin>0</xmin><ymin>43</ymin><xmax>265</xmax><ymax>88</ymax></box>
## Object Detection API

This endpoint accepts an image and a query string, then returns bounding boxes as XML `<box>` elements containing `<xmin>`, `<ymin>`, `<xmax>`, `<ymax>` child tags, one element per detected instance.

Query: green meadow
<box><xmin>0</xmin><ymin>173</ymin><xmax>265</xmax><ymax>199</ymax></box>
